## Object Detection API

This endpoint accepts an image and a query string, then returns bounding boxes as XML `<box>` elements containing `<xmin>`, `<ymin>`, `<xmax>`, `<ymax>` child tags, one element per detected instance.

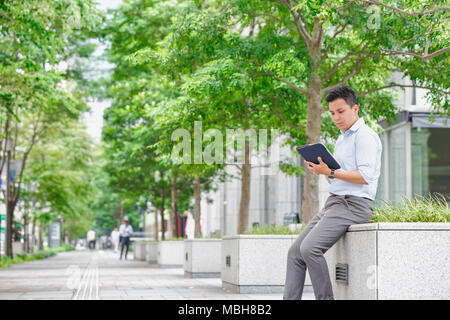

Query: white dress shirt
<box><xmin>119</xmin><ymin>224</ymin><xmax>133</xmax><ymax>237</ymax></box>
<box><xmin>328</xmin><ymin>117</ymin><xmax>382</xmax><ymax>200</ymax></box>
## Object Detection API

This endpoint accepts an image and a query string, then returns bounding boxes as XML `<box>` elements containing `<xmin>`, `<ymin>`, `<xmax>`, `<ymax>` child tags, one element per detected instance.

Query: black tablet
<box><xmin>296</xmin><ymin>143</ymin><xmax>341</xmax><ymax>170</ymax></box>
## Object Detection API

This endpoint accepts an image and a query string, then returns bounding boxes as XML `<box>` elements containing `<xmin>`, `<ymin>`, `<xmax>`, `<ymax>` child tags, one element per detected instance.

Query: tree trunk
<box><xmin>160</xmin><ymin>173</ymin><xmax>166</xmax><ymax>240</ymax></box>
<box><xmin>170</xmin><ymin>176</ymin><xmax>178</xmax><ymax>238</ymax></box>
<box><xmin>31</xmin><ymin>216</ymin><xmax>36</xmax><ymax>253</ymax></box>
<box><xmin>5</xmin><ymin>150</ymin><xmax>12</xmax><ymax>257</ymax></box>
<box><xmin>60</xmin><ymin>221</ymin><xmax>65</xmax><ymax>245</ymax></box>
<box><xmin>238</xmin><ymin>139</ymin><xmax>251</xmax><ymax>234</ymax></box>
<box><xmin>117</xmin><ymin>198</ymin><xmax>124</xmax><ymax>226</ymax></box>
<box><xmin>23</xmin><ymin>213</ymin><xmax>28</xmax><ymax>253</ymax></box>
<box><xmin>5</xmin><ymin>201</ymin><xmax>14</xmax><ymax>257</ymax></box>
<box><xmin>38</xmin><ymin>225</ymin><xmax>44</xmax><ymax>251</ymax></box>
<box><xmin>301</xmin><ymin>74</ymin><xmax>323</xmax><ymax>225</ymax></box>
<box><xmin>193</xmin><ymin>177</ymin><xmax>201</xmax><ymax>238</ymax></box>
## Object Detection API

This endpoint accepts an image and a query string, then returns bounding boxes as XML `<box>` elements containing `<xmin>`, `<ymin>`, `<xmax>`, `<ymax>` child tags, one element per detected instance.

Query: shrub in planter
<box><xmin>372</xmin><ymin>194</ymin><xmax>449</xmax><ymax>222</ymax></box>
<box><xmin>245</xmin><ymin>224</ymin><xmax>306</xmax><ymax>235</ymax></box>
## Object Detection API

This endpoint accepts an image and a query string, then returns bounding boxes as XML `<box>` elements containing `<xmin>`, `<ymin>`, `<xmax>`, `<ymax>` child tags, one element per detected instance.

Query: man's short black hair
<box><xmin>325</xmin><ymin>86</ymin><xmax>359</xmax><ymax>109</ymax></box>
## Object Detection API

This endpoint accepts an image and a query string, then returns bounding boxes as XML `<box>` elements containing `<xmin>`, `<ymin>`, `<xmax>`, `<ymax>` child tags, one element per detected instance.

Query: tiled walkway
<box><xmin>0</xmin><ymin>249</ymin><xmax>314</xmax><ymax>300</ymax></box>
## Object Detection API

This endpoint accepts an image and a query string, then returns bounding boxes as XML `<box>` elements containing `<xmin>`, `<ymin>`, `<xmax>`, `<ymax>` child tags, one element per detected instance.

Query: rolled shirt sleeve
<box><xmin>355</xmin><ymin>131</ymin><xmax>382</xmax><ymax>184</ymax></box>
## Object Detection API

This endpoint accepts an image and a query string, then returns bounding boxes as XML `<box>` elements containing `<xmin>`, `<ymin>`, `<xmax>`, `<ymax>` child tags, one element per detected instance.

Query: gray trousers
<box><xmin>283</xmin><ymin>194</ymin><xmax>374</xmax><ymax>300</ymax></box>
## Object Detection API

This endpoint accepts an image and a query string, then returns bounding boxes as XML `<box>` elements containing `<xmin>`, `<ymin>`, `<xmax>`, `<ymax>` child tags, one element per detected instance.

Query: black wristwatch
<box><xmin>328</xmin><ymin>168</ymin><xmax>335</xmax><ymax>180</ymax></box>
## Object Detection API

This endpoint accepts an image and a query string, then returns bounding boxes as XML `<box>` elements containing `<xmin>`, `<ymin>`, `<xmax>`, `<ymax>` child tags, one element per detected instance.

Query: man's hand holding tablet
<box><xmin>296</xmin><ymin>143</ymin><xmax>341</xmax><ymax>170</ymax></box>
<box><xmin>304</xmin><ymin>156</ymin><xmax>332</xmax><ymax>176</ymax></box>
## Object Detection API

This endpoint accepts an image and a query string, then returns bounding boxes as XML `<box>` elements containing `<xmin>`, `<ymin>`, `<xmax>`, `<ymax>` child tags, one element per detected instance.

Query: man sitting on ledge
<box><xmin>284</xmin><ymin>86</ymin><xmax>382</xmax><ymax>300</ymax></box>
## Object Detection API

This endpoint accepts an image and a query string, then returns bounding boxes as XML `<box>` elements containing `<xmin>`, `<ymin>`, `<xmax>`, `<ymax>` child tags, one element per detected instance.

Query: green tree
<box><xmin>23</xmin><ymin>120</ymin><xmax>95</xmax><ymax>249</ymax></box>
<box><xmin>0</xmin><ymin>0</ymin><xmax>101</xmax><ymax>256</ymax></box>
<box><xmin>101</xmin><ymin>0</ymin><xmax>196</xmax><ymax>239</ymax></box>
<box><xmin>225</xmin><ymin>0</ymin><xmax>449</xmax><ymax>224</ymax></box>
<box><xmin>136</xmin><ymin>0</ymin><xmax>449</xmax><ymax>226</ymax></box>
<box><xmin>132</xmin><ymin>1</ymin><xmax>306</xmax><ymax>234</ymax></box>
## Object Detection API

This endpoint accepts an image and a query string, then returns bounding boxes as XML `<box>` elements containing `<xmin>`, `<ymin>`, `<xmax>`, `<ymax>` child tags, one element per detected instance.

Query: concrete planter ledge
<box><xmin>133</xmin><ymin>240</ymin><xmax>149</xmax><ymax>261</ymax></box>
<box><xmin>223</xmin><ymin>234</ymin><xmax>299</xmax><ymax>240</ymax></box>
<box><xmin>329</xmin><ymin>222</ymin><xmax>450</xmax><ymax>300</ymax></box>
<box><xmin>185</xmin><ymin>238</ymin><xmax>223</xmax><ymax>241</ymax></box>
<box><xmin>184</xmin><ymin>239</ymin><xmax>222</xmax><ymax>278</ymax></box>
<box><xmin>157</xmin><ymin>241</ymin><xmax>184</xmax><ymax>267</ymax></box>
<box><xmin>145</xmin><ymin>241</ymin><xmax>159</xmax><ymax>264</ymax></box>
<box><xmin>221</xmin><ymin>234</ymin><xmax>318</xmax><ymax>294</ymax></box>
<box><xmin>348</xmin><ymin>222</ymin><xmax>450</xmax><ymax>231</ymax></box>
<box><xmin>221</xmin><ymin>223</ymin><xmax>450</xmax><ymax>298</ymax></box>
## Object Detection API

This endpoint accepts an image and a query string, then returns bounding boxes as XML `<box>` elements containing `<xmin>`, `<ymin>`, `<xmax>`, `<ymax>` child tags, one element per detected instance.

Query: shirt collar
<box><xmin>340</xmin><ymin>117</ymin><xmax>364</xmax><ymax>134</ymax></box>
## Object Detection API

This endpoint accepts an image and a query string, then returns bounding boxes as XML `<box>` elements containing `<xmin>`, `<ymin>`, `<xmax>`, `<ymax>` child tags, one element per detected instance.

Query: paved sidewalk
<box><xmin>0</xmin><ymin>249</ymin><xmax>314</xmax><ymax>300</ymax></box>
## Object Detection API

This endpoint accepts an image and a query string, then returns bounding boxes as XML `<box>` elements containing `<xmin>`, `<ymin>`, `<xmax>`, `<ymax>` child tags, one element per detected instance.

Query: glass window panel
<box><xmin>411</xmin><ymin>128</ymin><xmax>430</xmax><ymax>198</ymax></box>
<box><xmin>424</xmin><ymin>128</ymin><xmax>449</xmax><ymax>200</ymax></box>
<box><xmin>388</xmin><ymin>125</ymin><xmax>407</xmax><ymax>203</ymax></box>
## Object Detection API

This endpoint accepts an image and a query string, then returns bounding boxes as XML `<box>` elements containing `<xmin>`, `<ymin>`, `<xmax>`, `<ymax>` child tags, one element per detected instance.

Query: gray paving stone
<box><xmin>0</xmin><ymin>249</ymin><xmax>315</xmax><ymax>300</ymax></box>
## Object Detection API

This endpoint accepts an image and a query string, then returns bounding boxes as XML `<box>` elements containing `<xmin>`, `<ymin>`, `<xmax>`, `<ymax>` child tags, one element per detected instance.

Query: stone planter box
<box><xmin>12</xmin><ymin>242</ymin><xmax>23</xmax><ymax>256</ymax></box>
<box><xmin>133</xmin><ymin>241</ymin><xmax>147</xmax><ymax>261</ymax></box>
<box><xmin>146</xmin><ymin>241</ymin><xmax>159</xmax><ymax>263</ymax></box>
<box><xmin>184</xmin><ymin>239</ymin><xmax>221</xmax><ymax>278</ymax></box>
<box><xmin>329</xmin><ymin>223</ymin><xmax>450</xmax><ymax>300</ymax></box>
<box><xmin>157</xmin><ymin>241</ymin><xmax>184</xmax><ymax>267</ymax></box>
<box><xmin>221</xmin><ymin>234</ymin><xmax>325</xmax><ymax>294</ymax></box>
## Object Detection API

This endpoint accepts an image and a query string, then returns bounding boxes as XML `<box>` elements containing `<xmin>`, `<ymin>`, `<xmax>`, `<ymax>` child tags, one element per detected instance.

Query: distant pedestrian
<box><xmin>110</xmin><ymin>227</ymin><xmax>120</xmax><ymax>253</ymax></box>
<box><xmin>119</xmin><ymin>216</ymin><xmax>133</xmax><ymax>260</ymax></box>
<box><xmin>86</xmin><ymin>229</ymin><xmax>96</xmax><ymax>251</ymax></box>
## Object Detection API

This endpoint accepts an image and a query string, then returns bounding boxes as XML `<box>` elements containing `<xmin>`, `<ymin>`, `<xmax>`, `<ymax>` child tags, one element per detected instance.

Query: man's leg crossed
<box><xmin>299</xmin><ymin>196</ymin><xmax>374</xmax><ymax>300</ymax></box>
<box><xmin>283</xmin><ymin>208</ymin><xmax>325</xmax><ymax>300</ymax></box>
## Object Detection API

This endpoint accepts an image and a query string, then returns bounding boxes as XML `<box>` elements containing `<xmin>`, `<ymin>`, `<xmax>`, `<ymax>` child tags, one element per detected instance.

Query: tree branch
<box><xmin>380</xmin><ymin>46</ymin><xmax>450</xmax><ymax>61</ymax></box>
<box><xmin>13</xmin><ymin>115</ymin><xmax>41</xmax><ymax>206</ymax></box>
<box><xmin>323</xmin><ymin>42</ymin><xmax>368</xmax><ymax>83</ymax></box>
<box><xmin>273</xmin><ymin>74</ymin><xmax>309</xmax><ymax>94</ymax></box>
<box><xmin>273</xmin><ymin>109</ymin><xmax>306</xmax><ymax>130</ymax></box>
<box><xmin>358</xmin><ymin>83</ymin><xmax>450</xmax><ymax>96</ymax></box>
<box><xmin>271</xmin><ymin>97</ymin><xmax>306</xmax><ymax>130</ymax></box>
<box><xmin>325</xmin><ymin>0</ymin><xmax>357</xmax><ymax>12</ymax></box>
<box><xmin>321</xmin><ymin>22</ymin><xmax>349</xmax><ymax>60</ymax></box>
<box><xmin>322</xmin><ymin>55</ymin><xmax>366</xmax><ymax>94</ymax></box>
<box><xmin>361</xmin><ymin>0</ymin><xmax>450</xmax><ymax>16</ymax></box>
<box><xmin>245</xmin><ymin>13</ymin><xmax>294</xmax><ymax>25</ymax></box>
<box><xmin>250</xmin><ymin>71</ymin><xmax>308</xmax><ymax>94</ymax></box>
<box><xmin>0</xmin><ymin>114</ymin><xmax>10</xmax><ymax>175</ymax></box>
<box><xmin>258</xmin><ymin>108</ymin><xmax>306</xmax><ymax>130</ymax></box>
<box><xmin>282</xmin><ymin>0</ymin><xmax>312</xmax><ymax>47</ymax></box>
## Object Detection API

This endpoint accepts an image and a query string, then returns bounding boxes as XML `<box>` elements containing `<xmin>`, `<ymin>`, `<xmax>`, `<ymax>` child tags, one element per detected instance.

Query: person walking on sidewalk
<box><xmin>283</xmin><ymin>86</ymin><xmax>382</xmax><ymax>300</ymax></box>
<box><xmin>119</xmin><ymin>216</ymin><xmax>133</xmax><ymax>260</ymax></box>
<box><xmin>86</xmin><ymin>229</ymin><xmax>96</xmax><ymax>251</ymax></box>
<box><xmin>110</xmin><ymin>227</ymin><xmax>120</xmax><ymax>253</ymax></box>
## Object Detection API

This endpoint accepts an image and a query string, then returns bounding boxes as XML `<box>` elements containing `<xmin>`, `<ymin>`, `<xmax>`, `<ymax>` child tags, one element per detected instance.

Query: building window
<box><xmin>377</xmin><ymin>112</ymin><xmax>450</xmax><ymax>205</ymax></box>
<box><xmin>411</xmin><ymin>127</ymin><xmax>450</xmax><ymax>201</ymax></box>
<box><xmin>388</xmin><ymin>125</ymin><xmax>407</xmax><ymax>203</ymax></box>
